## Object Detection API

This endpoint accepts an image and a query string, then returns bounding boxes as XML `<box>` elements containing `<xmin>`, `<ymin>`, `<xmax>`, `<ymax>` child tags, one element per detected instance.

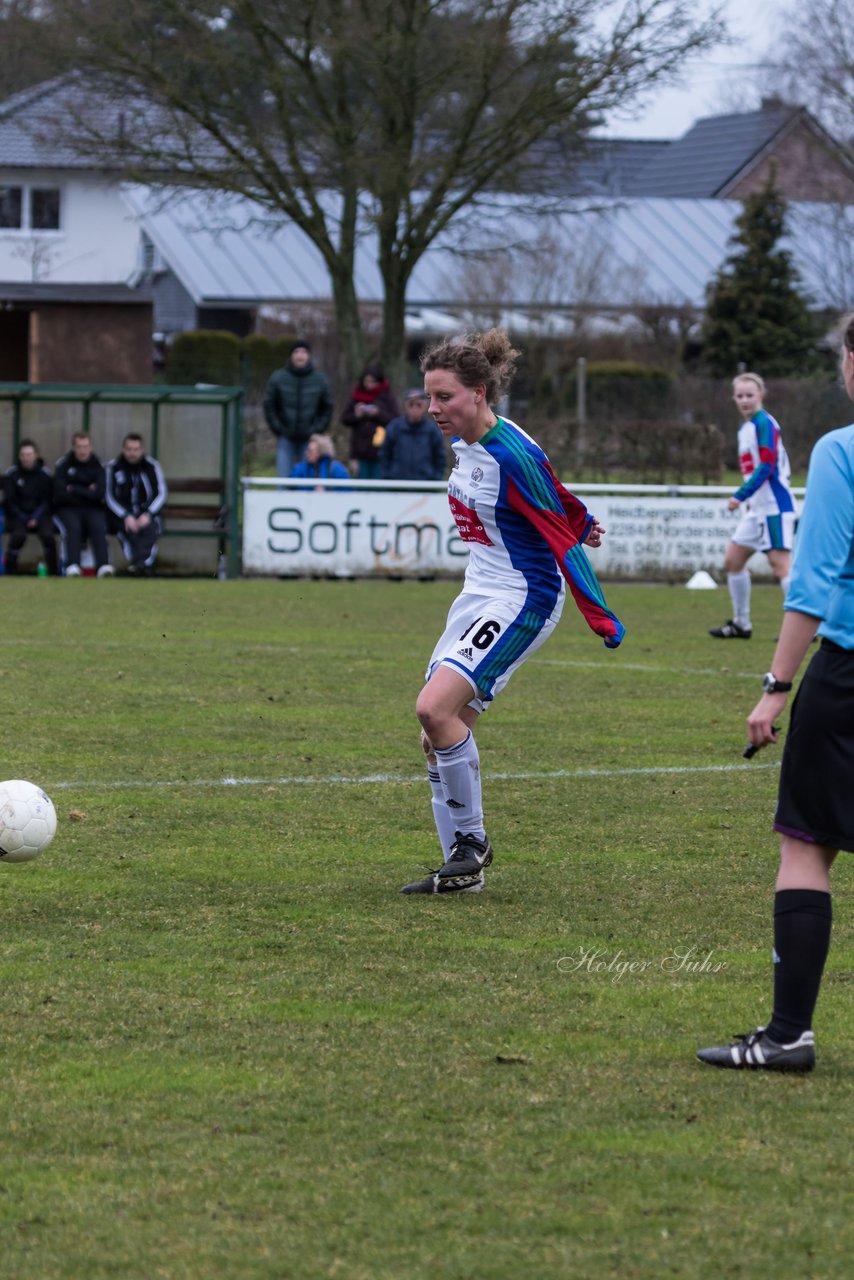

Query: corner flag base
<box><xmin>685</xmin><ymin>570</ymin><xmax>718</xmax><ymax>590</ymax></box>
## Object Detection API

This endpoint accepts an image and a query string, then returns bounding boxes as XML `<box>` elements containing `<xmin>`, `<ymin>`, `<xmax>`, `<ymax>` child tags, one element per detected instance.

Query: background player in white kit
<box><xmin>709</xmin><ymin>373</ymin><xmax>796</xmax><ymax>639</ymax></box>
<box><xmin>401</xmin><ymin>329</ymin><xmax>625</xmax><ymax>895</ymax></box>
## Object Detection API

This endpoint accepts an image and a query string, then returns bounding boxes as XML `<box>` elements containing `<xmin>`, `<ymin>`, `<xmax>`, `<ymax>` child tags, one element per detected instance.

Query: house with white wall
<box><xmin>0</xmin><ymin>78</ymin><xmax>151</xmax><ymax>381</ymax></box>
<box><xmin>2</xmin><ymin>77</ymin><xmax>853</xmax><ymax>384</ymax></box>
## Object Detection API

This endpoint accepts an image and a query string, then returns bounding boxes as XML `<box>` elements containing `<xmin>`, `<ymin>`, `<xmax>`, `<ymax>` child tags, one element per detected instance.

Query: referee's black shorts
<box><xmin>775</xmin><ymin>638</ymin><xmax>854</xmax><ymax>852</ymax></box>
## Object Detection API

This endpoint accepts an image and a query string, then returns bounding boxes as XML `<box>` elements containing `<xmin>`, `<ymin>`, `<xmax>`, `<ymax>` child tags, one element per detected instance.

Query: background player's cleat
<box><xmin>708</xmin><ymin>619</ymin><xmax>752</xmax><ymax>639</ymax></box>
<box><xmin>400</xmin><ymin>868</ymin><xmax>485</xmax><ymax>894</ymax></box>
<box><xmin>436</xmin><ymin>832</ymin><xmax>494</xmax><ymax>879</ymax></box>
<box><xmin>696</xmin><ymin>1027</ymin><xmax>815</xmax><ymax>1072</ymax></box>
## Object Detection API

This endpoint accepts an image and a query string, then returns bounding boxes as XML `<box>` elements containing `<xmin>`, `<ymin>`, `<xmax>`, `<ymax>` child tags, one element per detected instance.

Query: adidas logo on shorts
<box><xmin>457</xmin><ymin>647</ymin><xmax>473</xmax><ymax>660</ymax></box>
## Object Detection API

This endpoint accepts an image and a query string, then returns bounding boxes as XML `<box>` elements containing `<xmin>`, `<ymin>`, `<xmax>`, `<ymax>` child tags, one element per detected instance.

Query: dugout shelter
<box><xmin>0</xmin><ymin>382</ymin><xmax>243</xmax><ymax>576</ymax></box>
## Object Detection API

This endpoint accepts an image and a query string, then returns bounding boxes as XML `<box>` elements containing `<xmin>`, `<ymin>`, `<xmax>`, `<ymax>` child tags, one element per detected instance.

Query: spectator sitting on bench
<box><xmin>290</xmin><ymin>433</ymin><xmax>350</xmax><ymax>490</ymax></box>
<box><xmin>53</xmin><ymin>432</ymin><xmax>113</xmax><ymax>577</ymax></box>
<box><xmin>4</xmin><ymin>439</ymin><xmax>58</xmax><ymax>575</ymax></box>
<box><xmin>106</xmin><ymin>433</ymin><xmax>168</xmax><ymax>576</ymax></box>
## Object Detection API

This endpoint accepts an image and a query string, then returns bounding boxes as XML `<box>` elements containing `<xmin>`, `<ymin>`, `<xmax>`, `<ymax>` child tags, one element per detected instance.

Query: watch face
<box><xmin>764</xmin><ymin>674</ymin><xmax>790</xmax><ymax>693</ymax></box>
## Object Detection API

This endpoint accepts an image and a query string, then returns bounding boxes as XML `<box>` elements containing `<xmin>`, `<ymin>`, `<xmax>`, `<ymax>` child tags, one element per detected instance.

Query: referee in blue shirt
<box><xmin>698</xmin><ymin>313</ymin><xmax>854</xmax><ymax>1073</ymax></box>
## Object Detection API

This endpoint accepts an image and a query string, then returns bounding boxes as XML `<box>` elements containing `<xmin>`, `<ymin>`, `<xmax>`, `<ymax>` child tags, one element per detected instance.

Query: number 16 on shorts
<box><xmin>458</xmin><ymin>616</ymin><xmax>502</xmax><ymax>652</ymax></box>
<box><xmin>427</xmin><ymin>593</ymin><xmax>559</xmax><ymax>707</ymax></box>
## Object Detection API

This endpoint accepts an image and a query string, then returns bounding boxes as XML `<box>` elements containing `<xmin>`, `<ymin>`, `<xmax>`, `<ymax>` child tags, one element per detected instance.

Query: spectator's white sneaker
<box><xmin>65</xmin><ymin>564</ymin><xmax>82</xmax><ymax>577</ymax></box>
<box><xmin>97</xmin><ymin>565</ymin><xmax>115</xmax><ymax>577</ymax></box>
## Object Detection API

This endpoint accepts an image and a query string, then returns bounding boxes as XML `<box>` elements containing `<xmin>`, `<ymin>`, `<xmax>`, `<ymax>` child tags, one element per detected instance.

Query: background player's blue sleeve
<box><xmin>733</xmin><ymin>411</ymin><xmax>775</xmax><ymax>503</ymax></box>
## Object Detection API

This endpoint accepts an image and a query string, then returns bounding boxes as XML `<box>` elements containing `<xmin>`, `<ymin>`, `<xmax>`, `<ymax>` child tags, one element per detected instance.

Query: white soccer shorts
<box><xmin>425</xmin><ymin>590</ymin><xmax>563</xmax><ymax>713</ymax></box>
<box><xmin>732</xmin><ymin>510</ymin><xmax>795</xmax><ymax>554</ymax></box>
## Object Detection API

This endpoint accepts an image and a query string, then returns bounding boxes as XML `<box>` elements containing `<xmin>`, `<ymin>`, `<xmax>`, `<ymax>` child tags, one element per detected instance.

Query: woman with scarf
<box><xmin>340</xmin><ymin>363</ymin><xmax>400</xmax><ymax>479</ymax></box>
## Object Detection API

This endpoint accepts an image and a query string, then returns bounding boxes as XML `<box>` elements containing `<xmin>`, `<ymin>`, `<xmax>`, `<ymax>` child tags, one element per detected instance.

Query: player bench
<box><xmin>161</xmin><ymin>477</ymin><xmax>228</xmax><ymax>535</ymax></box>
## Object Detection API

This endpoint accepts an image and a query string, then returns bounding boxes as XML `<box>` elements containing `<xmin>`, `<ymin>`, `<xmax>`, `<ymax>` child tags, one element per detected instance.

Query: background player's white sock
<box><xmin>727</xmin><ymin>570</ymin><xmax>751</xmax><ymax>629</ymax></box>
<box><xmin>434</xmin><ymin>731</ymin><xmax>486</xmax><ymax>842</ymax></box>
<box><xmin>780</xmin><ymin>573</ymin><xmax>791</xmax><ymax>596</ymax></box>
<box><xmin>427</xmin><ymin>767</ymin><xmax>456</xmax><ymax>862</ymax></box>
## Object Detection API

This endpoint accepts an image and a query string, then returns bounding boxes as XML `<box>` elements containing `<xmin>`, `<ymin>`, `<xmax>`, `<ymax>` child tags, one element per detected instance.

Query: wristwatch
<box><xmin>762</xmin><ymin>672</ymin><xmax>793</xmax><ymax>694</ymax></box>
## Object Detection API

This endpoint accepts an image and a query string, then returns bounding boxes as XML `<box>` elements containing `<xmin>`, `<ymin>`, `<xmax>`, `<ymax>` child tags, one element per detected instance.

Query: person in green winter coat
<box><xmin>263</xmin><ymin>340</ymin><xmax>334</xmax><ymax>477</ymax></box>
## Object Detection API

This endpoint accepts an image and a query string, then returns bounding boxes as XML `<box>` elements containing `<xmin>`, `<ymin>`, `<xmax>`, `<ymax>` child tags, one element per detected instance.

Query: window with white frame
<box><xmin>0</xmin><ymin>184</ymin><xmax>62</xmax><ymax>231</ymax></box>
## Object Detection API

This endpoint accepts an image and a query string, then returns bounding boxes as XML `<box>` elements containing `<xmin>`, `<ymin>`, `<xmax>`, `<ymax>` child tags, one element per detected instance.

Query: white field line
<box><xmin>47</xmin><ymin>761</ymin><xmax>780</xmax><ymax>792</ymax></box>
<box><xmin>533</xmin><ymin>659</ymin><xmax>766</xmax><ymax>680</ymax></box>
<box><xmin>0</xmin><ymin>635</ymin><xmax>765</xmax><ymax>681</ymax></box>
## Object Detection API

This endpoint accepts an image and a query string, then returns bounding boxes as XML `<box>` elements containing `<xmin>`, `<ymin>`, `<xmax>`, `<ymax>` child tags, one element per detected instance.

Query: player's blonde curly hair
<box><xmin>420</xmin><ymin>327</ymin><xmax>520</xmax><ymax>404</ymax></box>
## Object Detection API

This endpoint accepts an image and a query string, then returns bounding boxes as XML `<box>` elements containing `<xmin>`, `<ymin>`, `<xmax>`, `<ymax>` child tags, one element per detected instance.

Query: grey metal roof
<box><xmin>632</xmin><ymin>103</ymin><xmax>804</xmax><ymax>197</ymax></box>
<box><xmin>121</xmin><ymin>186</ymin><xmax>853</xmax><ymax>314</ymax></box>
<box><xmin>122</xmin><ymin>186</ymin><xmax>385</xmax><ymax>304</ymax></box>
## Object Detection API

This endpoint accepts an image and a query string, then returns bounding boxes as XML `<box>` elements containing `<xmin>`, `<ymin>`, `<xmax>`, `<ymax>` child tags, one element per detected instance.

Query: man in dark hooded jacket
<box><xmin>263</xmin><ymin>340</ymin><xmax>334</xmax><ymax>477</ymax></box>
<box><xmin>3</xmin><ymin>438</ymin><xmax>58</xmax><ymax>574</ymax></box>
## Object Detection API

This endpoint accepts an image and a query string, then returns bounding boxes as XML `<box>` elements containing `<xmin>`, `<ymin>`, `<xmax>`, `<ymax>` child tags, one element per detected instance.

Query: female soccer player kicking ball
<box><xmin>401</xmin><ymin>328</ymin><xmax>624</xmax><ymax>895</ymax></box>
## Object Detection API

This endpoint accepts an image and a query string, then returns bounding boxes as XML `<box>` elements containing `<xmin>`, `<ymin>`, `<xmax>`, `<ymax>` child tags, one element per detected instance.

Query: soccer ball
<box><xmin>0</xmin><ymin>780</ymin><xmax>57</xmax><ymax>863</ymax></box>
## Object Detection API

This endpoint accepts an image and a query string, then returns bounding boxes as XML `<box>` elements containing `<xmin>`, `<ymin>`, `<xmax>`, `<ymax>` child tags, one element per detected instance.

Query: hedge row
<box><xmin>526</xmin><ymin>414</ymin><xmax>727</xmax><ymax>484</ymax></box>
<box><xmin>532</xmin><ymin>361</ymin><xmax>675</xmax><ymax>421</ymax></box>
<box><xmin>165</xmin><ymin>331</ymin><xmax>296</xmax><ymax>390</ymax></box>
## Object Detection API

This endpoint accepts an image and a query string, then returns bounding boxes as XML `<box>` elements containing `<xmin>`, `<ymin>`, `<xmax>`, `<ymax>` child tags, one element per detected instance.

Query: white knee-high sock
<box><xmin>780</xmin><ymin>573</ymin><xmax>791</xmax><ymax>597</ymax></box>
<box><xmin>427</xmin><ymin>767</ymin><xmax>456</xmax><ymax>862</ymax></box>
<box><xmin>433</xmin><ymin>731</ymin><xmax>485</xmax><ymax>841</ymax></box>
<box><xmin>728</xmin><ymin>570</ymin><xmax>751</xmax><ymax>629</ymax></box>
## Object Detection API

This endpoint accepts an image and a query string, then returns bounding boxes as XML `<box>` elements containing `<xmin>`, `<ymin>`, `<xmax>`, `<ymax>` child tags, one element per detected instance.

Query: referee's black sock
<box><xmin>767</xmin><ymin>889</ymin><xmax>832</xmax><ymax>1043</ymax></box>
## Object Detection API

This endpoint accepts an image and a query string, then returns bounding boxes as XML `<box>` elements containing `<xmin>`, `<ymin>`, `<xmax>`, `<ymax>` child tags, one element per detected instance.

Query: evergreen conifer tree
<box><xmin>702</xmin><ymin>177</ymin><xmax>820</xmax><ymax>376</ymax></box>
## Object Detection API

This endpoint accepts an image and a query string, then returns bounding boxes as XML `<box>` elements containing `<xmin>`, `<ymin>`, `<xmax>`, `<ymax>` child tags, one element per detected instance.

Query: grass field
<box><xmin>1</xmin><ymin>577</ymin><xmax>851</xmax><ymax>1279</ymax></box>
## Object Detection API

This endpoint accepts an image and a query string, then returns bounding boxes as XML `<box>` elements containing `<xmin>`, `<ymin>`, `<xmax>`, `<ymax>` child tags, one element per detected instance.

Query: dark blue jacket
<box><xmin>379</xmin><ymin>415</ymin><xmax>447</xmax><ymax>481</ymax></box>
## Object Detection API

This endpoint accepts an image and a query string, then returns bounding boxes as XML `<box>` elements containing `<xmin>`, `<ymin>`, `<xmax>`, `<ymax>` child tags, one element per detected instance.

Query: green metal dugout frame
<box><xmin>0</xmin><ymin>382</ymin><xmax>244</xmax><ymax>578</ymax></box>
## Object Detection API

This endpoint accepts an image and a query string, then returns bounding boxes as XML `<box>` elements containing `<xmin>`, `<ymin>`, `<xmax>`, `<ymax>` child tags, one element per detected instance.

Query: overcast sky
<box><xmin>600</xmin><ymin>0</ymin><xmax>783</xmax><ymax>139</ymax></box>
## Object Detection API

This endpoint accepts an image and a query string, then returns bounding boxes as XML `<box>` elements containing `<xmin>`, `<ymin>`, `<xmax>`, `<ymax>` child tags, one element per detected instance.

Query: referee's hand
<box><xmin>745</xmin><ymin>691</ymin><xmax>787</xmax><ymax>755</ymax></box>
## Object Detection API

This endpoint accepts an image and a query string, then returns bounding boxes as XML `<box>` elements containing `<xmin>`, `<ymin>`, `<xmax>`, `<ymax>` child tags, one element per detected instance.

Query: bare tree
<box><xmin>790</xmin><ymin>202</ymin><xmax>854</xmax><ymax>314</ymax></box>
<box><xmin>775</xmin><ymin>0</ymin><xmax>854</xmax><ymax>142</ymax></box>
<box><xmin>42</xmin><ymin>0</ymin><xmax>724</xmax><ymax>381</ymax></box>
<box><xmin>0</xmin><ymin>1</ymin><xmax>66</xmax><ymax>97</ymax></box>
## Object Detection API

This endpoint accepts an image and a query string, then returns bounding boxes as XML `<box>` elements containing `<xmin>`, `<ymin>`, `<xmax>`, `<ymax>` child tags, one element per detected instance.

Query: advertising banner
<box><xmin>242</xmin><ymin>487</ymin><xmax>464</xmax><ymax>577</ymax></box>
<box><xmin>242</xmin><ymin>483</ymin><xmax>795</xmax><ymax>578</ymax></box>
<box><xmin>583</xmin><ymin>494</ymin><xmax>758</xmax><ymax>577</ymax></box>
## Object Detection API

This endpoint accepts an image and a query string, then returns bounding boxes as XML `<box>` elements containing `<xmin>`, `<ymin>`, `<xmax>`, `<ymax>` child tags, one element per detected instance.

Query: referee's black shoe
<box><xmin>708</xmin><ymin>619</ymin><xmax>752</xmax><ymax>639</ymax></box>
<box><xmin>436</xmin><ymin>831</ymin><xmax>494</xmax><ymax>880</ymax></box>
<box><xmin>696</xmin><ymin>1027</ymin><xmax>815</xmax><ymax>1072</ymax></box>
<box><xmin>400</xmin><ymin>867</ymin><xmax>485</xmax><ymax>894</ymax></box>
